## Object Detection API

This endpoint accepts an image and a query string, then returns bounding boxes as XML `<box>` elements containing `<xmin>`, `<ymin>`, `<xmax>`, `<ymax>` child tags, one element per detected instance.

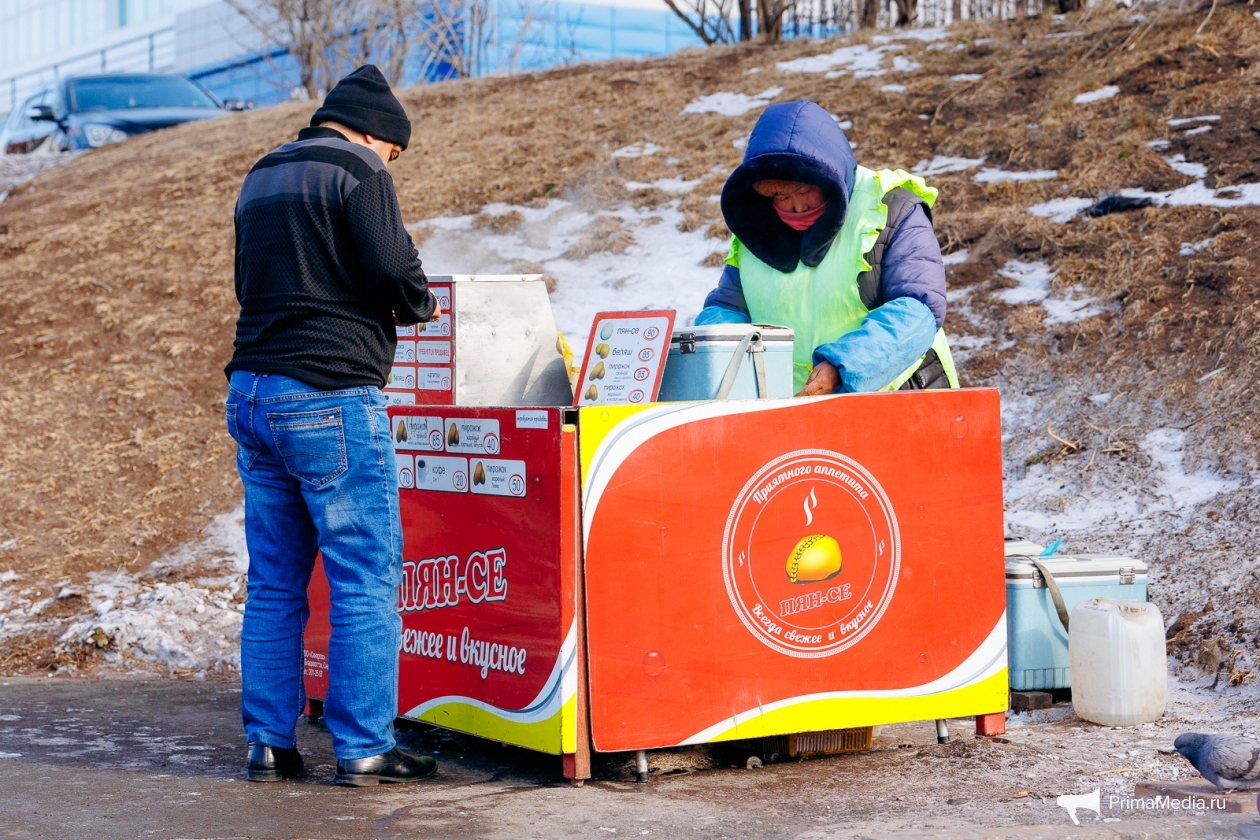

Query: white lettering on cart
<box><xmin>400</xmin><ymin>628</ymin><xmax>446</xmax><ymax>660</ymax></box>
<box><xmin>751</xmin><ymin>604</ymin><xmax>783</xmax><ymax>636</ymax></box>
<box><xmin>752</xmin><ymin>466</ymin><xmax>813</xmax><ymax>505</ymax></box>
<box><xmin>398</xmin><ymin>548</ymin><xmax>508</xmax><ymax>612</ymax></box>
<box><xmin>837</xmin><ymin>600</ymin><xmax>876</xmax><ymax>636</ymax></box>
<box><xmin>779</xmin><ymin>583</ymin><xmax>852</xmax><ymax>617</ymax></box>
<box><xmin>459</xmin><ymin>627</ymin><xmax>527</xmax><ymax>678</ymax></box>
<box><xmin>751</xmin><ymin>466</ymin><xmax>869</xmax><ymax>505</ymax></box>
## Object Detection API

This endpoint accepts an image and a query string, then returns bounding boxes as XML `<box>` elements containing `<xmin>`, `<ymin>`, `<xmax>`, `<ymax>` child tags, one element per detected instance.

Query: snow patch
<box><xmin>611</xmin><ymin>142</ymin><xmax>661</xmax><ymax>159</ymax></box>
<box><xmin>1073</xmin><ymin>85</ymin><xmax>1120</xmax><ymax>105</ymax></box>
<box><xmin>1183</xmin><ymin>125</ymin><xmax>1212</xmax><ymax>137</ymax></box>
<box><xmin>1026</xmin><ymin>197</ymin><xmax>1095</xmax><ymax>223</ymax></box>
<box><xmin>994</xmin><ymin>260</ymin><xmax>1055</xmax><ymax>305</ymax></box>
<box><xmin>871</xmin><ymin>27</ymin><xmax>946</xmax><ymax>43</ymax></box>
<box><xmin>1167</xmin><ymin>115</ymin><xmax>1219</xmax><ymax>127</ymax></box>
<box><xmin>1145</xmin><ymin>139</ymin><xmax>1170</xmax><ymax>149</ymax></box>
<box><xmin>409</xmin><ymin>199</ymin><xmax>722</xmax><ymax>360</ymax></box>
<box><xmin>51</xmin><ymin>507</ymin><xmax>249</xmax><ymax>675</ymax></box>
<box><xmin>1005</xmin><ymin>427</ymin><xmax>1239</xmax><ymax>535</ymax></box>
<box><xmin>776</xmin><ymin>44</ymin><xmax>895</xmax><ymax>77</ymax></box>
<box><xmin>950</xmin><ymin>73</ymin><xmax>983</xmax><ymax>82</ymax></box>
<box><xmin>1042</xmin><ymin>288</ymin><xmax>1106</xmax><ymax>324</ymax></box>
<box><xmin>973</xmin><ymin>168</ymin><xmax>1058</xmax><ymax>184</ymax></box>
<box><xmin>625</xmin><ymin>176</ymin><xmax>702</xmax><ymax>194</ymax></box>
<box><xmin>1164</xmin><ymin>154</ymin><xmax>1207</xmax><ymax>179</ymax></box>
<box><xmin>892</xmin><ymin>56</ymin><xmax>920</xmax><ymax>72</ymax></box>
<box><xmin>1179</xmin><ymin>238</ymin><xmax>1213</xmax><ymax>256</ymax></box>
<box><xmin>912</xmin><ymin>155</ymin><xmax>986</xmax><ymax>176</ymax></box>
<box><xmin>1119</xmin><ymin>180</ymin><xmax>1260</xmax><ymax>210</ymax></box>
<box><xmin>990</xmin><ymin>260</ymin><xmax>1105</xmax><ymax>323</ymax></box>
<box><xmin>880</xmin><ymin>84</ymin><xmax>907</xmax><ymax>93</ymax></box>
<box><xmin>60</xmin><ymin>577</ymin><xmax>244</xmax><ymax>674</ymax></box>
<box><xmin>681</xmin><ymin>87</ymin><xmax>783</xmax><ymax>116</ymax></box>
<box><xmin>942</xmin><ymin>248</ymin><xmax>970</xmax><ymax>266</ymax></box>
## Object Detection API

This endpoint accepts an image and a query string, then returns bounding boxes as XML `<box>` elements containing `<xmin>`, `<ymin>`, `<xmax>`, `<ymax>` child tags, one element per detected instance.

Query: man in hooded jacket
<box><xmin>697</xmin><ymin>100</ymin><xmax>958</xmax><ymax>395</ymax></box>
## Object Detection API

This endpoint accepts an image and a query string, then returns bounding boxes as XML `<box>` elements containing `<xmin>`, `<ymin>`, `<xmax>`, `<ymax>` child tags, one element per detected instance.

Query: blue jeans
<box><xmin>226</xmin><ymin>370</ymin><xmax>401</xmax><ymax>760</ymax></box>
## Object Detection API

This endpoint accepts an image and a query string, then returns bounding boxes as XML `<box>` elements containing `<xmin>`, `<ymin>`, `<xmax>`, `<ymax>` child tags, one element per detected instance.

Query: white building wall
<box><xmin>0</xmin><ymin>0</ymin><xmax>199</xmax><ymax>73</ymax></box>
<box><xmin>172</xmin><ymin>0</ymin><xmax>264</xmax><ymax>72</ymax></box>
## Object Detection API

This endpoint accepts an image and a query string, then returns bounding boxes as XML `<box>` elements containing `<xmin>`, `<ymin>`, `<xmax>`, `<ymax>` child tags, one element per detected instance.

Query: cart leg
<box><xmin>563</xmin><ymin>754</ymin><xmax>586</xmax><ymax>786</ymax></box>
<box><xmin>975</xmin><ymin>712</ymin><xmax>1006</xmax><ymax>737</ymax></box>
<box><xmin>635</xmin><ymin>750</ymin><xmax>649</xmax><ymax>783</ymax></box>
<box><xmin>935</xmin><ymin>719</ymin><xmax>949</xmax><ymax>744</ymax></box>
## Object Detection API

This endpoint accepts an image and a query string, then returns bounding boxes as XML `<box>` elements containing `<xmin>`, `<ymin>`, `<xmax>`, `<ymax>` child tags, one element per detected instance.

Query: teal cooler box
<box><xmin>1005</xmin><ymin>542</ymin><xmax>1148</xmax><ymax>691</ymax></box>
<box><xmin>657</xmin><ymin>325</ymin><xmax>795</xmax><ymax>401</ymax></box>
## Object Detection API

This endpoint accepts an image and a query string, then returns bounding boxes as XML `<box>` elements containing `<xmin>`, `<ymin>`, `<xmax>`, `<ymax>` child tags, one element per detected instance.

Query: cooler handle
<box><xmin>1030</xmin><ymin>559</ymin><xmax>1071</xmax><ymax>633</ymax></box>
<box><xmin>714</xmin><ymin>330</ymin><xmax>768</xmax><ymax>400</ymax></box>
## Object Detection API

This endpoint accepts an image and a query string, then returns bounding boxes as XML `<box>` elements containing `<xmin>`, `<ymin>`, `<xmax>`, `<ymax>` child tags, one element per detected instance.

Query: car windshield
<box><xmin>67</xmin><ymin>77</ymin><xmax>219</xmax><ymax>113</ymax></box>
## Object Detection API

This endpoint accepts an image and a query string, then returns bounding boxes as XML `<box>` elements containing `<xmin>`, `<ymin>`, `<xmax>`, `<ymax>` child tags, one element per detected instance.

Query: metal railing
<box><xmin>1</xmin><ymin>27</ymin><xmax>176</xmax><ymax>118</ymax></box>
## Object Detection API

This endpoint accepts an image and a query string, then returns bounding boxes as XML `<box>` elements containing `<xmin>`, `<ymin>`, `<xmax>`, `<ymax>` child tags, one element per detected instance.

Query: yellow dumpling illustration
<box><xmin>447</xmin><ymin>422</ymin><xmax>460</xmax><ymax>446</ymax></box>
<box><xmin>395</xmin><ymin>419</ymin><xmax>408</xmax><ymax>443</ymax></box>
<box><xmin>786</xmin><ymin>535</ymin><xmax>842</xmax><ymax>584</ymax></box>
<box><xmin>589</xmin><ymin>361</ymin><xmax>606</xmax><ymax>381</ymax></box>
<box><xmin>584</xmin><ymin>384</ymin><xmax>599</xmax><ymax>401</ymax></box>
<box><xmin>596</xmin><ymin>343</ymin><xmax>611</xmax><ymax>358</ymax></box>
<box><xmin>473</xmin><ymin>461</ymin><xmax>486</xmax><ymax>485</ymax></box>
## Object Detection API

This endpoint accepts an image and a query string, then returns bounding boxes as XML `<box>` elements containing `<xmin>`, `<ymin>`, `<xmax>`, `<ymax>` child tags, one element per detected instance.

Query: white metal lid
<box><xmin>669</xmin><ymin>324</ymin><xmax>794</xmax><ymax>346</ymax></box>
<box><xmin>1004</xmin><ymin>538</ymin><xmax>1046</xmax><ymax>556</ymax></box>
<box><xmin>1005</xmin><ymin>554</ymin><xmax>1148</xmax><ymax>579</ymax></box>
<box><xmin>423</xmin><ymin>274</ymin><xmax>545</xmax><ymax>283</ymax></box>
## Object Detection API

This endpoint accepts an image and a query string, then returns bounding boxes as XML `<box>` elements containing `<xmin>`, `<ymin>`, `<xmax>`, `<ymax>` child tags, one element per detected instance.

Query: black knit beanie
<box><xmin>310</xmin><ymin>65</ymin><xmax>411</xmax><ymax>150</ymax></box>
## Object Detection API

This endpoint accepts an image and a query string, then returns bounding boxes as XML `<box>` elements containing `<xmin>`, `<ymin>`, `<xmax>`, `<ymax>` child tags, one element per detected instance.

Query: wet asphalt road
<box><xmin>0</xmin><ymin>676</ymin><xmax>1257</xmax><ymax>840</ymax></box>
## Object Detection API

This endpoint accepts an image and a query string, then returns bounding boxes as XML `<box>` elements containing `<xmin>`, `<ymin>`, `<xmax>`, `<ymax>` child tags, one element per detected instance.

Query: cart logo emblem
<box><xmin>722</xmin><ymin>450</ymin><xmax>901</xmax><ymax>658</ymax></box>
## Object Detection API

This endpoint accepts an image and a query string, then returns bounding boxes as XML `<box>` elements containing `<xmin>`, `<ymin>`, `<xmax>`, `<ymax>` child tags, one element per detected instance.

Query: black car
<box><xmin>1</xmin><ymin>73</ymin><xmax>242</xmax><ymax>154</ymax></box>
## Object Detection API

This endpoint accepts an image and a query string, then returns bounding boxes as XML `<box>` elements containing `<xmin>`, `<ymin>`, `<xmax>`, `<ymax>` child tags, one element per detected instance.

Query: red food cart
<box><xmin>303</xmin><ymin>278</ymin><xmax>1008</xmax><ymax>782</ymax></box>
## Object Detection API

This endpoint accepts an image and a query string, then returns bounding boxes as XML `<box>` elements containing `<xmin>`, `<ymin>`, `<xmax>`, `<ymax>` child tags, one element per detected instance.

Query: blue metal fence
<box><xmin>2</xmin><ymin>1</ymin><xmax>709</xmax><ymax>119</ymax></box>
<box><xmin>186</xmin><ymin>0</ymin><xmax>707</xmax><ymax>107</ymax></box>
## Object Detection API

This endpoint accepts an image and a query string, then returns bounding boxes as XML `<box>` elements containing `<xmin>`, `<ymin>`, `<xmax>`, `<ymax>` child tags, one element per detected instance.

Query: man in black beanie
<box><xmin>225</xmin><ymin>64</ymin><xmax>438</xmax><ymax>787</ymax></box>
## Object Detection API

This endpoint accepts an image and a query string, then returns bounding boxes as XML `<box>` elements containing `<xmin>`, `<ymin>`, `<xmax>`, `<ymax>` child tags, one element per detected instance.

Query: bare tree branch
<box><xmin>662</xmin><ymin>0</ymin><xmax>739</xmax><ymax>45</ymax></box>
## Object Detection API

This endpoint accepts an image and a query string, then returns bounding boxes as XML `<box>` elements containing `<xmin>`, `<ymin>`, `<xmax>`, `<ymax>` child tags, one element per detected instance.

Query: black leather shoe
<box><xmin>246</xmin><ymin>743</ymin><xmax>305</xmax><ymax>782</ymax></box>
<box><xmin>335</xmin><ymin>747</ymin><xmax>437</xmax><ymax>786</ymax></box>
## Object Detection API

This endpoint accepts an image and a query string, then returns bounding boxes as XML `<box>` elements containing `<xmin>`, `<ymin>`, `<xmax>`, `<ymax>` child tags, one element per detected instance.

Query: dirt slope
<box><xmin>0</xmin><ymin>0</ymin><xmax>1257</xmax><ymax>672</ymax></box>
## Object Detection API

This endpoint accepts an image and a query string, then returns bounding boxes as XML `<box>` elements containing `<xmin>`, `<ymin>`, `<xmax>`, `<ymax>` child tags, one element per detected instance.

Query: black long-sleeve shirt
<box><xmin>226</xmin><ymin>126</ymin><xmax>435</xmax><ymax>390</ymax></box>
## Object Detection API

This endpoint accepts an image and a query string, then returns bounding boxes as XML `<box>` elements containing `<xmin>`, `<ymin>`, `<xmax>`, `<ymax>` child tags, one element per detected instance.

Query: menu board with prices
<box><xmin>574</xmin><ymin>310</ymin><xmax>675</xmax><ymax>407</ymax></box>
<box><xmin>385</xmin><ymin>283</ymin><xmax>454</xmax><ymax>406</ymax></box>
<box><xmin>390</xmin><ymin>411</ymin><xmax>529</xmax><ymax>498</ymax></box>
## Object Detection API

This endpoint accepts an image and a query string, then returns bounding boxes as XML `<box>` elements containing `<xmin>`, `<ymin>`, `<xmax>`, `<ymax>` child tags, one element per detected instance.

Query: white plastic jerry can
<box><xmin>1069</xmin><ymin>598</ymin><xmax>1167</xmax><ymax>726</ymax></box>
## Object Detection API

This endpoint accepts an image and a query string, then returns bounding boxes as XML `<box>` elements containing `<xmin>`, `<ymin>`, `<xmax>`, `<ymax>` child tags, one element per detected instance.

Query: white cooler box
<box><xmin>1005</xmin><ymin>541</ymin><xmax>1148</xmax><ymax>691</ymax></box>
<box><xmin>657</xmin><ymin>325</ymin><xmax>794</xmax><ymax>402</ymax></box>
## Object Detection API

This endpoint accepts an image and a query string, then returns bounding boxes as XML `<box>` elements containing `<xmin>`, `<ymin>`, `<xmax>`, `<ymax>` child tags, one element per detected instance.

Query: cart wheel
<box><xmin>306</xmin><ymin>699</ymin><xmax>324</xmax><ymax>723</ymax></box>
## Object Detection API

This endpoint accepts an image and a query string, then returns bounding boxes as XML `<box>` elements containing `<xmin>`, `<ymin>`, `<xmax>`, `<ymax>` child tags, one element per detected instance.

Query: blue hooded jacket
<box><xmin>697</xmin><ymin>101</ymin><xmax>947</xmax><ymax>393</ymax></box>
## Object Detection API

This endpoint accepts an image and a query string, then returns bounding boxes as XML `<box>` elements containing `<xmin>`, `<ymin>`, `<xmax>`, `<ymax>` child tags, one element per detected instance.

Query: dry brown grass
<box><xmin>561</xmin><ymin>215</ymin><xmax>636</xmax><ymax>259</ymax></box>
<box><xmin>0</xmin><ymin>0</ymin><xmax>1258</xmax><ymax>671</ymax></box>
